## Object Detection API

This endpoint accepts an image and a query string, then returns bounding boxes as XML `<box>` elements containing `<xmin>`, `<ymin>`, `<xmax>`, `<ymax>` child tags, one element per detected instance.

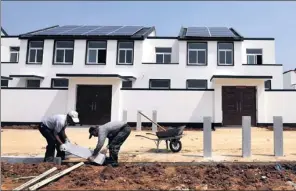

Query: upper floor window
<box><xmin>218</xmin><ymin>43</ymin><xmax>233</xmax><ymax>65</ymax></box>
<box><xmin>117</xmin><ymin>42</ymin><xmax>133</xmax><ymax>65</ymax></box>
<box><xmin>51</xmin><ymin>78</ymin><xmax>69</xmax><ymax>88</ymax></box>
<box><xmin>54</xmin><ymin>41</ymin><xmax>74</xmax><ymax>64</ymax></box>
<box><xmin>10</xmin><ymin>47</ymin><xmax>19</xmax><ymax>63</ymax></box>
<box><xmin>1</xmin><ymin>80</ymin><xmax>8</xmax><ymax>87</ymax></box>
<box><xmin>86</xmin><ymin>41</ymin><xmax>107</xmax><ymax>64</ymax></box>
<box><xmin>188</xmin><ymin>43</ymin><xmax>207</xmax><ymax>65</ymax></box>
<box><xmin>186</xmin><ymin>79</ymin><xmax>208</xmax><ymax>89</ymax></box>
<box><xmin>27</xmin><ymin>41</ymin><xmax>43</xmax><ymax>64</ymax></box>
<box><xmin>149</xmin><ymin>79</ymin><xmax>170</xmax><ymax>89</ymax></box>
<box><xmin>122</xmin><ymin>80</ymin><xmax>132</xmax><ymax>88</ymax></box>
<box><xmin>26</xmin><ymin>79</ymin><xmax>40</xmax><ymax>88</ymax></box>
<box><xmin>156</xmin><ymin>47</ymin><xmax>172</xmax><ymax>63</ymax></box>
<box><xmin>247</xmin><ymin>49</ymin><xmax>262</xmax><ymax>65</ymax></box>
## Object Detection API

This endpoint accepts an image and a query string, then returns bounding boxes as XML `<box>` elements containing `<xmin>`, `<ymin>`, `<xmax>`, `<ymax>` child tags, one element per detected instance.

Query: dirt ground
<box><xmin>2</xmin><ymin>162</ymin><xmax>296</xmax><ymax>190</ymax></box>
<box><xmin>2</xmin><ymin>127</ymin><xmax>296</xmax><ymax>162</ymax></box>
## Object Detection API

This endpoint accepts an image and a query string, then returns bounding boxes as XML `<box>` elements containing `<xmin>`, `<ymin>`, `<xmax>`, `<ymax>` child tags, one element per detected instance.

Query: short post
<box><xmin>137</xmin><ymin>110</ymin><xmax>142</xmax><ymax>131</ymax></box>
<box><xmin>122</xmin><ymin>110</ymin><xmax>127</xmax><ymax>123</ymax></box>
<box><xmin>203</xmin><ymin>116</ymin><xmax>212</xmax><ymax>158</ymax></box>
<box><xmin>242</xmin><ymin>116</ymin><xmax>251</xmax><ymax>158</ymax></box>
<box><xmin>273</xmin><ymin>116</ymin><xmax>283</xmax><ymax>157</ymax></box>
<box><xmin>152</xmin><ymin>110</ymin><xmax>157</xmax><ymax>132</ymax></box>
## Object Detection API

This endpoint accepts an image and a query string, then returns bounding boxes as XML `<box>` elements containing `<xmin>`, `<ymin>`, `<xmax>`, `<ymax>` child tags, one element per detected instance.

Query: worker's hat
<box><xmin>67</xmin><ymin>110</ymin><xmax>80</xmax><ymax>123</ymax></box>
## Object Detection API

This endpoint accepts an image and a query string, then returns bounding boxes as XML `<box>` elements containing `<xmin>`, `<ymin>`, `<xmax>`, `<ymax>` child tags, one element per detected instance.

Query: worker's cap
<box><xmin>67</xmin><ymin>110</ymin><xmax>79</xmax><ymax>123</ymax></box>
<box><xmin>89</xmin><ymin>126</ymin><xmax>97</xmax><ymax>139</ymax></box>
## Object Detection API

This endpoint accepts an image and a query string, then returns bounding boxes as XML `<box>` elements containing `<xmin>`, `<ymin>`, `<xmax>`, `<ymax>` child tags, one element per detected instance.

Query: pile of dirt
<box><xmin>2</xmin><ymin>162</ymin><xmax>296</xmax><ymax>190</ymax></box>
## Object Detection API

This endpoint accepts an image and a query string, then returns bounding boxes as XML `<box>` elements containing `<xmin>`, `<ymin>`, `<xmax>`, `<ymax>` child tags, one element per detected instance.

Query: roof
<box><xmin>1</xmin><ymin>27</ymin><xmax>8</xmax><ymax>36</ymax></box>
<box><xmin>19</xmin><ymin>25</ymin><xmax>155</xmax><ymax>40</ymax></box>
<box><xmin>178</xmin><ymin>27</ymin><xmax>243</xmax><ymax>41</ymax></box>
<box><xmin>283</xmin><ymin>69</ymin><xmax>296</xmax><ymax>74</ymax></box>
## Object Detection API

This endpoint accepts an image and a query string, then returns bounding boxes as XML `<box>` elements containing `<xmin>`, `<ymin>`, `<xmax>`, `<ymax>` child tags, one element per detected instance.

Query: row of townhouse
<box><xmin>1</xmin><ymin>25</ymin><xmax>295</xmax><ymax>127</ymax></box>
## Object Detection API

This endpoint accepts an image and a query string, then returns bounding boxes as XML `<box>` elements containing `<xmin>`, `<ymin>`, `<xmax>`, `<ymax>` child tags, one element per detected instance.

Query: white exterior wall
<box><xmin>283</xmin><ymin>71</ymin><xmax>296</xmax><ymax>89</ymax></box>
<box><xmin>1</xmin><ymin>37</ymin><xmax>20</xmax><ymax>63</ymax></box>
<box><xmin>121</xmin><ymin>90</ymin><xmax>213</xmax><ymax>122</ymax></box>
<box><xmin>1</xmin><ymin>89</ymin><xmax>68</xmax><ymax>122</ymax></box>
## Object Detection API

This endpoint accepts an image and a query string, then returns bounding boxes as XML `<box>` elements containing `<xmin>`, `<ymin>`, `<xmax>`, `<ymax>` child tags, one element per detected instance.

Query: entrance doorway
<box><xmin>222</xmin><ymin>86</ymin><xmax>257</xmax><ymax>126</ymax></box>
<box><xmin>76</xmin><ymin>85</ymin><xmax>112</xmax><ymax>125</ymax></box>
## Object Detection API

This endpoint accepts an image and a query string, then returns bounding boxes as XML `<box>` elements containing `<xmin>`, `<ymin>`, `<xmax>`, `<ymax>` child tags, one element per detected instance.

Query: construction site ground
<box><xmin>2</xmin><ymin>162</ymin><xmax>296</xmax><ymax>190</ymax></box>
<box><xmin>2</xmin><ymin>127</ymin><xmax>296</xmax><ymax>162</ymax></box>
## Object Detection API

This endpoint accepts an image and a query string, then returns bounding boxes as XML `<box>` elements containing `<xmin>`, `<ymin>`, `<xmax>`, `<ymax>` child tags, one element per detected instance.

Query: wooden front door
<box><xmin>222</xmin><ymin>86</ymin><xmax>256</xmax><ymax>126</ymax></box>
<box><xmin>76</xmin><ymin>85</ymin><xmax>112</xmax><ymax>125</ymax></box>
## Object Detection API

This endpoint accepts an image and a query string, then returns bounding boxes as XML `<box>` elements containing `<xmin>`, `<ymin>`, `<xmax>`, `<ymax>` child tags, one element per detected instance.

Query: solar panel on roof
<box><xmin>61</xmin><ymin>26</ymin><xmax>103</xmax><ymax>35</ymax></box>
<box><xmin>185</xmin><ymin>27</ymin><xmax>210</xmax><ymax>37</ymax></box>
<box><xmin>109</xmin><ymin>26</ymin><xmax>144</xmax><ymax>36</ymax></box>
<box><xmin>84</xmin><ymin>26</ymin><xmax>122</xmax><ymax>35</ymax></box>
<box><xmin>33</xmin><ymin>26</ymin><xmax>81</xmax><ymax>35</ymax></box>
<box><xmin>208</xmin><ymin>27</ymin><xmax>236</xmax><ymax>37</ymax></box>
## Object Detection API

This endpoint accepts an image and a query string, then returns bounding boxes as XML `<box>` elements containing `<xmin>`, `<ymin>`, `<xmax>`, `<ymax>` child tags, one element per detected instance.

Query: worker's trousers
<box><xmin>108</xmin><ymin>124</ymin><xmax>131</xmax><ymax>163</ymax></box>
<box><xmin>38</xmin><ymin>123</ymin><xmax>66</xmax><ymax>162</ymax></box>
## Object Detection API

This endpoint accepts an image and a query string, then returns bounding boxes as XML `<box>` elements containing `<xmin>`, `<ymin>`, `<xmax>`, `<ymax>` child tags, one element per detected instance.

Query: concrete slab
<box><xmin>1</xmin><ymin>156</ymin><xmax>61</xmax><ymax>165</ymax></box>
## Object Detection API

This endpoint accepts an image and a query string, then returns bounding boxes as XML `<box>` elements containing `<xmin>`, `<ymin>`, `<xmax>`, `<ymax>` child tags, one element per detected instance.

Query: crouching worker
<box><xmin>39</xmin><ymin>111</ymin><xmax>79</xmax><ymax>162</ymax></box>
<box><xmin>87</xmin><ymin>121</ymin><xmax>131</xmax><ymax>167</ymax></box>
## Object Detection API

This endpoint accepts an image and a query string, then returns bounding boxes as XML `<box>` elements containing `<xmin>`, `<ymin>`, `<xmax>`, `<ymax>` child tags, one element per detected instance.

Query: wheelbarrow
<box><xmin>136</xmin><ymin>125</ymin><xmax>185</xmax><ymax>153</ymax></box>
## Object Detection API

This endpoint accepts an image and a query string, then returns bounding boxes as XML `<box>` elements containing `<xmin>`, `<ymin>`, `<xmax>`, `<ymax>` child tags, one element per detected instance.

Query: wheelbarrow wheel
<box><xmin>169</xmin><ymin>140</ymin><xmax>182</xmax><ymax>152</ymax></box>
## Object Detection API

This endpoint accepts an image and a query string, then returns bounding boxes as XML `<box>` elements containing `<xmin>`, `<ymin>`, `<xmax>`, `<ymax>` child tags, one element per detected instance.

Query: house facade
<box><xmin>283</xmin><ymin>69</ymin><xmax>296</xmax><ymax>89</ymax></box>
<box><xmin>1</xmin><ymin>25</ymin><xmax>295</xmax><ymax>127</ymax></box>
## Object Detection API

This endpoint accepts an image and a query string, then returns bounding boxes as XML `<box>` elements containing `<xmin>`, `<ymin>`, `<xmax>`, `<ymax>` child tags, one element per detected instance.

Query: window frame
<box><xmin>53</xmin><ymin>40</ymin><xmax>75</xmax><ymax>65</ymax></box>
<box><xmin>186</xmin><ymin>79</ymin><xmax>208</xmax><ymax>89</ymax></box>
<box><xmin>155</xmin><ymin>47</ymin><xmax>172</xmax><ymax>63</ymax></box>
<box><xmin>149</xmin><ymin>79</ymin><xmax>171</xmax><ymax>89</ymax></box>
<box><xmin>85</xmin><ymin>40</ymin><xmax>107</xmax><ymax>65</ymax></box>
<box><xmin>26</xmin><ymin>79</ymin><xmax>41</xmax><ymax>88</ymax></box>
<box><xmin>26</xmin><ymin>41</ymin><xmax>44</xmax><ymax>65</ymax></box>
<box><xmin>51</xmin><ymin>78</ymin><xmax>69</xmax><ymax>88</ymax></box>
<box><xmin>217</xmin><ymin>42</ymin><xmax>234</xmax><ymax>66</ymax></box>
<box><xmin>117</xmin><ymin>41</ymin><xmax>134</xmax><ymax>65</ymax></box>
<box><xmin>187</xmin><ymin>42</ymin><xmax>208</xmax><ymax>66</ymax></box>
<box><xmin>9</xmin><ymin>46</ymin><xmax>20</xmax><ymax>63</ymax></box>
<box><xmin>246</xmin><ymin>48</ymin><xmax>263</xmax><ymax>65</ymax></box>
<box><xmin>1</xmin><ymin>80</ymin><xmax>9</xmax><ymax>87</ymax></box>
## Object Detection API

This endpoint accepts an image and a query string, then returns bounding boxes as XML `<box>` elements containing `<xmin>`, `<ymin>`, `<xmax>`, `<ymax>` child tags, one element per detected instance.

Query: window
<box><xmin>187</xmin><ymin>43</ymin><xmax>207</xmax><ymax>65</ymax></box>
<box><xmin>247</xmin><ymin>49</ymin><xmax>263</xmax><ymax>65</ymax></box>
<box><xmin>122</xmin><ymin>80</ymin><xmax>132</xmax><ymax>88</ymax></box>
<box><xmin>1</xmin><ymin>80</ymin><xmax>8</xmax><ymax>87</ymax></box>
<box><xmin>186</xmin><ymin>79</ymin><xmax>208</xmax><ymax>89</ymax></box>
<box><xmin>218</xmin><ymin>43</ymin><xmax>233</xmax><ymax>65</ymax></box>
<box><xmin>117</xmin><ymin>42</ymin><xmax>133</xmax><ymax>65</ymax></box>
<box><xmin>26</xmin><ymin>80</ymin><xmax>40</xmax><ymax>88</ymax></box>
<box><xmin>156</xmin><ymin>48</ymin><xmax>172</xmax><ymax>63</ymax></box>
<box><xmin>265</xmin><ymin>80</ymin><xmax>271</xmax><ymax>90</ymax></box>
<box><xmin>54</xmin><ymin>41</ymin><xmax>74</xmax><ymax>64</ymax></box>
<box><xmin>10</xmin><ymin>47</ymin><xmax>19</xmax><ymax>62</ymax></box>
<box><xmin>86</xmin><ymin>41</ymin><xmax>107</xmax><ymax>64</ymax></box>
<box><xmin>149</xmin><ymin>79</ymin><xmax>170</xmax><ymax>89</ymax></box>
<box><xmin>27</xmin><ymin>41</ymin><xmax>44</xmax><ymax>64</ymax></box>
<box><xmin>52</xmin><ymin>79</ymin><xmax>69</xmax><ymax>88</ymax></box>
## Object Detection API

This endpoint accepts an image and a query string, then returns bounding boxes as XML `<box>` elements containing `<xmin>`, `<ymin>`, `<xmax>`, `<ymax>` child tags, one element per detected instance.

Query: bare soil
<box><xmin>2</xmin><ymin>162</ymin><xmax>296</xmax><ymax>190</ymax></box>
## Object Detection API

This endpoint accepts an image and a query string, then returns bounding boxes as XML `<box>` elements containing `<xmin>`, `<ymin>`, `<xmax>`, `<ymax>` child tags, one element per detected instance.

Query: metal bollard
<box><xmin>137</xmin><ymin>110</ymin><xmax>142</xmax><ymax>131</ymax></box>
<box><xmin>203</xmin><ymin>116</ymin><xmax>212</xmax><ymax>158</ymax></box>
<box><xmin>273</xmin><ymin>116</ymin><xmax>283</xmax><ymax>157</ymax></box>
<box><xmin>242</xmin><ymin>116</ymin><xmax>251</xmax><ymax>158</ymax></box>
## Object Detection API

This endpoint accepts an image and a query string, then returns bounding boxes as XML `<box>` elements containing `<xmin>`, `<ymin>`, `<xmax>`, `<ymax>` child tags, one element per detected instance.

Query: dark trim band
<box><xmin>265</xmin><ymin>89</ymin><xmax>296</xmax><ymax>92</ymax></box>
<box><xmin>242</xmin><ymin>64</ymin><xmax>283</xmax><ymax>66</ymax></box>
<box><xmin>147</xmin><ymin>36</ymin><xmax>178</xmax><ymax>39</ymax></box>
<box><xmin>121</xmin><ymin>88</ymin><xmax>214</xmax><ymax>91</ymax></box>
<box><xmin>1</xmin><ymin>87</ymin><xmax>68</xmax><ymax>90</ymax></box>
<box><xmin>243</xmin><ymin>37</ymin><xmax>275</xmax><ymax>40</ymax></box>
<box><xmin>142</xmin><ymin>62</ymin><xmax>179</xmax><ymax>65</ymax></box>
<box><xmin>9</xmin><ymin>75</ymin><xmax>44</xmax><ymax>80</ymax></box>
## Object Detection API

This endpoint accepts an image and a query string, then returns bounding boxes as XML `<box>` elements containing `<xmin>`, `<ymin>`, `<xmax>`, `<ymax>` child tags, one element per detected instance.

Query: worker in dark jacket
<box><xmin>39</xmin><ymin>111</ymin><xmax>80</xmax><ymax>162</ymax></box>
<box><xmin>87</xmin><ymin>121</ymin><xmax>131</xmax><ymax>167</ymax></box>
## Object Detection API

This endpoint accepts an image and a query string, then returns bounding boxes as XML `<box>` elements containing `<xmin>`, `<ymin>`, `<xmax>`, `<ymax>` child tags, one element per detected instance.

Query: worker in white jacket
<box><xmin>39</xmin><ymin>111</ymin><xmax>80</xmax><ymax>162</ymax></box>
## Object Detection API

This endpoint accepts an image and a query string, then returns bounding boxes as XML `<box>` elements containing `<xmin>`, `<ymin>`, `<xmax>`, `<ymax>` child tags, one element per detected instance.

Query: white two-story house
<box><xmin>284</xmin><ymin>69</ymin><xmax>296</xmax><ymax>89</ymax></box>
<box><xmin>1</xmin><ymin>25</ymin><xmax>295</xmax><ymax>127</ymax></box>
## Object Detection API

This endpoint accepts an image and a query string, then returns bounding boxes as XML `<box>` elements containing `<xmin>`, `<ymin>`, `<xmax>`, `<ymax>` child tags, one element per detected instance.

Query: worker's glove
<box><xmin>60</xmin><ymin>144</ymin><xmax>67</xmax><ymax>151</ymax></box>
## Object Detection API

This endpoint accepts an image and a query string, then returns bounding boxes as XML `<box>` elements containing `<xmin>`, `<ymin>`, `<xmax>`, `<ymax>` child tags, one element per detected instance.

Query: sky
<box><xmin>1</xmin><ymin>1</ymin><xmax>295</xmax><ymax>70</ymax></box>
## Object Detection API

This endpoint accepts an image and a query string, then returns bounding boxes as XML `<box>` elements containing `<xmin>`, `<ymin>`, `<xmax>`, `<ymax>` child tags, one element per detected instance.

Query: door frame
<box><xmin>221</xmin><ymin>85</ymin><xmax>258</xmax><ymax>126</ymax></box>
<box><xmin>75</xmin><ymin>84</ymin><xmax>113</xmax><ymax>125</ymax></box>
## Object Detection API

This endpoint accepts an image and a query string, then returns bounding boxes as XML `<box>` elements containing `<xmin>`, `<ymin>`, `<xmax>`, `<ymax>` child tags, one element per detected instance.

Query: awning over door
<box><xmin>1</xmin><ymin>76</ymin><xmax>13</xmax><ymax>80</ymax></box>
<box><xmin>211</xmin><ymin>75</ymin><xmax>272</xmax><ymax>82</ymax></box>
<box><xmin>56</xmin><ymin>73</ymin><xmax>136</xmax><ymax>81</ymax></box>
<box><xmin>9</xmin><ymin>74</ymin><xmax>44</xmax><ymax>80</ymax></box>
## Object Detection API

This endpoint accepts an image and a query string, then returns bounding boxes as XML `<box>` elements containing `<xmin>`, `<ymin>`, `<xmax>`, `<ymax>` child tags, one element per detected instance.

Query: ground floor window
<box><xmin>26</xmin><ymin>79</ymin><xmax>40</xmax><ymax>88</ymax></box>
<box><xmin>122</xmin><ymin>80</ymin><xmax>132</xmax><ymax>88</ymax></box>
<box><xmin>264</xmin><ymin>80</ymin><xmax>271</xmax><ymax>90</ymax></box>
<box><xmin>1</xmin><ymin>80</ymin><xmax>8</xmax><ymax>87</ymax></box>
<box><xmin>186</xmin><ymin>79</ymin><xmax>208</xmax><ymax>89</ymax></box>
<box><xmin>51</xmin><ymin>78</ymin><xmax>69</xmax><ymax>88</ymax></box>
<box><xmin>149</xmin><ymin>79</ymin><xmax>170</xmax><ymax>89</ymax></box>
